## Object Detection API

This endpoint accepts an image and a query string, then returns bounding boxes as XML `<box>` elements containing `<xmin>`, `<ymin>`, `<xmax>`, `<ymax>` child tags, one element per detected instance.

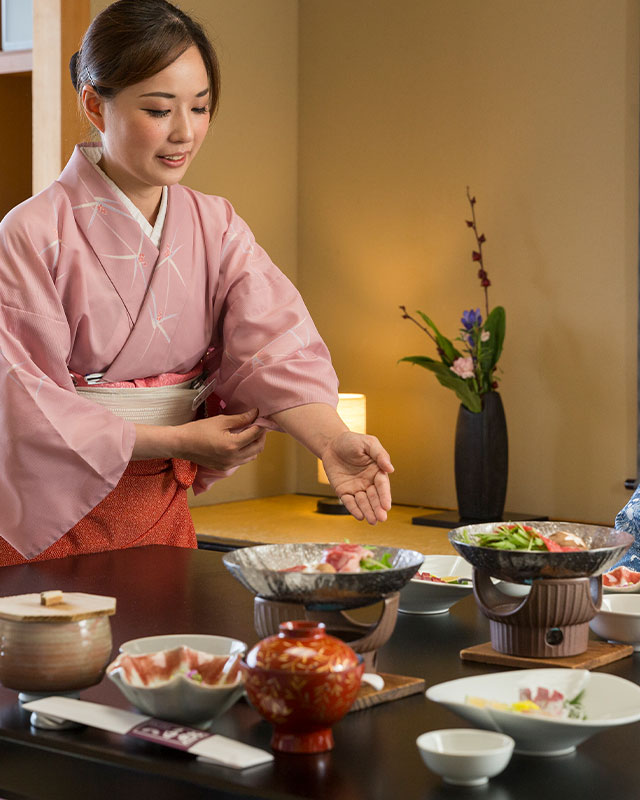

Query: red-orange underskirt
<box><xmin>0</xmin><ymin>458</ymin><xmax>198</xmax><ymax>567</ymax></box>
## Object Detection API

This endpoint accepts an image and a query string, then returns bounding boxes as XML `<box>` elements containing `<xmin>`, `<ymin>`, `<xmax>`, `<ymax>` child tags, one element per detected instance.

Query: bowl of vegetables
<box><xmin>398</xmin><ymin>555</ymin><xmax>474</xmax><ymax>615</ymax></box>
<box><xmin>448</xmin><ymin>522</ymin><xmax>633</xmax><ymax>584</ymax></box>
<box><xmin>426</xmin><ymin>668</ymin><xmax>640</xmax><ymax>757</ymax></box>
<box><xmin>223</xmin><ymin>543</ymin><xmax>423</xmax><ymax>610</ymax></box>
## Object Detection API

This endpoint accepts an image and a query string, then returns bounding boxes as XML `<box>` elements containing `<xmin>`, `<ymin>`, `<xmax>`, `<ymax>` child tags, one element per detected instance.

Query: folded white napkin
<box><xmin>23</xmin><ymin>696</ymin><xmax>273</xmax><ymax>769</ymax></box>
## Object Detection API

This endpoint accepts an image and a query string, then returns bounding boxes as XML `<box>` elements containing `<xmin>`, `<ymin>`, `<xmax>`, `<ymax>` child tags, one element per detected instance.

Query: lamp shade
<box><xmin>317</xmin><ymin>393</ymin><xmax>366</xmax><ymax>484</ymax></box>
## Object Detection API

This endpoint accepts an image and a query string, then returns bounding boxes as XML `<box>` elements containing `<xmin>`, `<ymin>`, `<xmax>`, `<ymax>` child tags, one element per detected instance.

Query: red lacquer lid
<box><xmin>245</xmin><ymin>620</ymin><xmax>360</xmax><ymax>672</ymax></box>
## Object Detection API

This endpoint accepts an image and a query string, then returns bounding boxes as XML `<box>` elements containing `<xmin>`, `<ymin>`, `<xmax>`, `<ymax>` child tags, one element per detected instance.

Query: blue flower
<box><xmin>461</xmin><ymin>308</ymin><xmax>482</xmax><ymax>330</ymax></box>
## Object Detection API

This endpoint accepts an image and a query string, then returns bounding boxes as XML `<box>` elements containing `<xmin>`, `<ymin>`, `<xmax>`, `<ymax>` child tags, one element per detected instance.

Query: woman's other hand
<box><xmin>133</xmin><ymin>408</ymin><xmax>267</xmax><ymax>471</ymax></box>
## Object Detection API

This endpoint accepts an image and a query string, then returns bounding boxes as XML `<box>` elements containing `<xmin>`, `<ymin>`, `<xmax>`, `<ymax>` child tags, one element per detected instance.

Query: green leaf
<box><xmin>478</xmin><ymin>306</ymin><xmax>506</xmax><ymax>375</ymax></box>
<box><xmin>415</xmin><ymin>311</ymin><xmax>462</xmax><ymax>364</ymax></box>
<box><xmin>400</xmin><ymin>357</ymin><xmax>482</xmax><ymax>412</ymax></box>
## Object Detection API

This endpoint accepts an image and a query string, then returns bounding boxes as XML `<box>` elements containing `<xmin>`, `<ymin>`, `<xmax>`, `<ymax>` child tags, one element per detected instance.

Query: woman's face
<box><xmin>86</xmin><ymin>46</ymin><xmax>211</xmax><ymax>214</ymax></box>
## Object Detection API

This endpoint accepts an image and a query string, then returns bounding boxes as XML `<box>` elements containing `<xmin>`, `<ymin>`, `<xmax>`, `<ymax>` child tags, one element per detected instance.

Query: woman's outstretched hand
<box><xmin>320</xmin><ymin>431</ymin><xmax>394</xmax><ymax>524</ymax></box>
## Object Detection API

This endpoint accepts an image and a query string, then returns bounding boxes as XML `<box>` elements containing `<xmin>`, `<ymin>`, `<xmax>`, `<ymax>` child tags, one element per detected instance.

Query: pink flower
<box><xmin>481</xmin><ymin>331</ymin><xmax>490</xmax><ymax>342</ymax></box>
<box><xmin>450</xmin><ymin>356</ymin><xmax>475</xmax><ymax>379</ymax></box>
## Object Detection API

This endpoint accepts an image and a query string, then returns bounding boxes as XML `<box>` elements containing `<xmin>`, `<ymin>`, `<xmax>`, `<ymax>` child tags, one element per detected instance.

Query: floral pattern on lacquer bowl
<box><xmin>241</xmin><ymin>620</ymin><xmax>364</xmax><ymax>753</ymax></box>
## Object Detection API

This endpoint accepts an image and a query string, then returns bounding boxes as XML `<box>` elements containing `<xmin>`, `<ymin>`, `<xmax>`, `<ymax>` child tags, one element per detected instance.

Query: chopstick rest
<box><xmin>22</xmin><ymin>696</ymin><xmax>273</xmax><ymax>769</ymax></box>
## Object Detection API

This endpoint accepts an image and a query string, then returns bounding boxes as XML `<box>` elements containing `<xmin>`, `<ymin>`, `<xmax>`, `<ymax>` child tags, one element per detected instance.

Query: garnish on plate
<box><xmin>466</xmin><ymin>686</ymin><xmax>586</xmax><ymax>720</ymax></box>
<box><xmin>414</xmin><ymin>571</ymin><xmax>471</xmax><ymax>585</ymax></box>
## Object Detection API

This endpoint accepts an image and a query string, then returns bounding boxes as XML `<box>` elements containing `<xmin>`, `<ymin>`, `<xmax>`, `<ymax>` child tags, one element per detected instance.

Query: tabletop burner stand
<box><xmin>254</xmin><ymin>593</ymin><xmax>400</xmax><ymax>672</ymax></box>
<box><xmin>472</xmin><ymin>568</ymin><xmax>602</xmax><ymax>658</ymax></box>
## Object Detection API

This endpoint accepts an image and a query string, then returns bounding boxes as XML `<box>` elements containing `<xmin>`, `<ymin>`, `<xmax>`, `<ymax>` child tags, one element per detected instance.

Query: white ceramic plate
<box><xmin>426</xmin><ymin>668</ymin><xmax>640</xmax><ymax>757</ymax></box>
<box><xmin>398</xmin><ymin>555</ymin><xmax>473</xmax><ymax>615</ymax></box>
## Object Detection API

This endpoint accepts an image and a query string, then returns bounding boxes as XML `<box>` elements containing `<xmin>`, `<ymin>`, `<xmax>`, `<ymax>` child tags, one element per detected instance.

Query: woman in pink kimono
<box><xmin>0</xmin><ymin>0</ymin><xmax>393</xmax><ymax>565</ymax></box>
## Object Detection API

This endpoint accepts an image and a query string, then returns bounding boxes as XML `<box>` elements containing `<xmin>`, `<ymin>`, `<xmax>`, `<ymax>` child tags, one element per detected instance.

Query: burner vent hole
<box><xmin>546</xmin><ymin>628</ymin><xmax>564</xmax><ymax>646</ymax></box>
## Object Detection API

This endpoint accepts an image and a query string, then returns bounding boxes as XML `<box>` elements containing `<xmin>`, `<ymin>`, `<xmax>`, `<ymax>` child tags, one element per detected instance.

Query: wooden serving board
<box><xmin>349</xmin><ymin>673</ymin><xmax>425</xmax><ymax>712</ymax></box>
<box><xmin>460</xmin><ymin>640</ymin><xmax>634</xmax><ymax>669</ymax></box>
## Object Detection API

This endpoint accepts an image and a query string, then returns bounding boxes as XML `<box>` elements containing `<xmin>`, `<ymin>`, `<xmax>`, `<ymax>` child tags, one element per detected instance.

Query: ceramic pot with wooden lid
<box><xmin>0</xmin><ymin>590</ymin><xmax>116</xmax><ymax>694</ymax></box>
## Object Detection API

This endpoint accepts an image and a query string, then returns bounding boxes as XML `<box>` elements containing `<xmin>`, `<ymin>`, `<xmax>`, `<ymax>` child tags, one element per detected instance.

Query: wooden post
<box><xmin>32</xmin><ymin>0</ymin><xmax>90</xmax><ymax>195</ymax></box>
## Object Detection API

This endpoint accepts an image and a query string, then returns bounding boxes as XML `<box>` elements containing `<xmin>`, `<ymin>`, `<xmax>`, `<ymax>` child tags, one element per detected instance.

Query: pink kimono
<box><xmin>0</xmin><ymin>144</ymin><xmax>338</xmax><ymax>561</ymax></box>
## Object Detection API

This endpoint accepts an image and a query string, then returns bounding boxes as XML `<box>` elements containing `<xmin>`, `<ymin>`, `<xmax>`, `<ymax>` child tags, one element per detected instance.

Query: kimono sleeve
<box><xmin>209</xmin><ymin>203</ymin><xmax>339</xmax><ymax>417</ymax></box>
<box><xmin>0</xmin><ymin>207</ymin><xmax>136</xmax><ymax>559</ymax></box>
<box><xmin>191</xmin><ymin>201</ymin><xmax>339</xmax><ymax>495</ymax></box>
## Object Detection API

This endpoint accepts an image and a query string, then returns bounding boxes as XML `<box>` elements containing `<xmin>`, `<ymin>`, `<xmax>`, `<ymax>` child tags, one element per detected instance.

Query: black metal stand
<box><xmin>412</xmin><ymin>510</ymin><xmax>549</xmax><ymax>528</ymax></box>
<box><xmin>316</xmin><ymin>498</ymin><xmax>351</xmax><ymax>515</ymax></box>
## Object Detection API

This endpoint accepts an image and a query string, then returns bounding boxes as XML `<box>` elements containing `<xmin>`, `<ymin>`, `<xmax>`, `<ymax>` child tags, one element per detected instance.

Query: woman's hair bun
<box><xmin>69</xmin><ymin>51</ymin><xmax>79</xmax><ymax>91</ymax></box>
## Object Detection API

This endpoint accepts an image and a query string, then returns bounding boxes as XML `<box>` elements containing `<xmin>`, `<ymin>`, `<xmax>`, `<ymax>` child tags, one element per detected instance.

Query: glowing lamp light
<box><xmin>316</xmin><ymin>393</ymin><xmax>366</xmax><ymax>514</ymax></box>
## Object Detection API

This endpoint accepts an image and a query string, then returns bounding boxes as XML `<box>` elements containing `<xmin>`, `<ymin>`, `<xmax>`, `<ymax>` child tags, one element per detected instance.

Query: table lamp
<box><xmin>316</xmin><ymin>393</ymin><xmax>366</xmax><ymax>514</ymax></box>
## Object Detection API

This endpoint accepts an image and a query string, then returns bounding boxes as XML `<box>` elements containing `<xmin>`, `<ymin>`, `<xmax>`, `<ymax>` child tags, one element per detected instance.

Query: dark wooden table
<box><xmin>0</xmin><ymin>546</ymin><xmax>636</xmax><ymax>800</ymax></box>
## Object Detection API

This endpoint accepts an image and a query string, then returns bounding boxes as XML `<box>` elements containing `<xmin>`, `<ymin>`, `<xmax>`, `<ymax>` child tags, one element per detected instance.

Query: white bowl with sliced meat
<box><xmin>107</xmin><ymin>634</ymin><xmax>246</xmax><ymax>724</ymax></box>
<box><xmin>603</xmin><ymin>565</ymin><xmax>640</xmax><ymax>593</ymax></box>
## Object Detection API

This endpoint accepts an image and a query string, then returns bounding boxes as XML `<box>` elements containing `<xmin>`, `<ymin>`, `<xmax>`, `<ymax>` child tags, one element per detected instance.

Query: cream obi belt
<box><xmin>75</xmin><ymin>378</ymin><xmax>199</xmax><ymax>426</ymax></box>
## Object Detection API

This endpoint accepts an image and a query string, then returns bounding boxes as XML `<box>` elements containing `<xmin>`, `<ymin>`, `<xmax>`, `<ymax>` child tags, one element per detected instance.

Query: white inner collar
<box><xmin>80</xmin><ymin>145</ymin><xmax>167</xmax><ymax>248</ymax></box>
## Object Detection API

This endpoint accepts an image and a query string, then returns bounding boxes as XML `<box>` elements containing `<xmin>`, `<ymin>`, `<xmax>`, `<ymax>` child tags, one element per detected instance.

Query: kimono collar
<box><xmin>79</xmin><ymin>144</ymin><xmax>168</xmax><ymax>247</ymax></box>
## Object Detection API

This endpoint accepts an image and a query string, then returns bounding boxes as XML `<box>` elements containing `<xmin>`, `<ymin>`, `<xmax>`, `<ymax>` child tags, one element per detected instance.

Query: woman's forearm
<box><xmin>131</xmin><ymin>423</ymin><xmax>183</xmax><ymax>460</ymax></box>
<box><xmin>270</xmin><ymin>403</ymin><xmax>348</xmax><ymax>457</ymax></box>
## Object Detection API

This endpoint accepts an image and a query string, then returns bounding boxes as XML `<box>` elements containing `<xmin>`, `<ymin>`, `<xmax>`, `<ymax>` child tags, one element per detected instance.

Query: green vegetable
<box><xmin>463</xmin><ymin>523</ymin><xmax>547</xmax><ymax>551</ymax></box>
<box><xmin>565</xmin><ymin>689</ymin><xmax>586</xmax><ymax>720</ymax></box>
<box><xmin>360</xmin><ymin>552</ymin><xmax>394</xmax><ymax>571</ymax></box>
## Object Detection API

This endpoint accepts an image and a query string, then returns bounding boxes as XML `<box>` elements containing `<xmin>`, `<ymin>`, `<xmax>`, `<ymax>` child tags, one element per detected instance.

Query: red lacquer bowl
<box><xmin>241</xmin><ymin>620</ymin><xmax>364</xmax><ymax>753</ymax></box>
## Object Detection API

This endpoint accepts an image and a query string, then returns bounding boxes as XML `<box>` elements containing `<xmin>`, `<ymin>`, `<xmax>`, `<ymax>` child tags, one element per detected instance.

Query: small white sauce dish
<box><xmin>416</xmin><ymin>728</ymin><xmax>514</xmax><ymax>786</ymax></box>
<box><xmin>590</xmin><ymin>595</ymin><xmax>640</xmax><ymax>650</ymax></box>
<box><xmin>398</xmin><ymin>555</ymin><xmax>473</xmax><ymax>615</ymax></box>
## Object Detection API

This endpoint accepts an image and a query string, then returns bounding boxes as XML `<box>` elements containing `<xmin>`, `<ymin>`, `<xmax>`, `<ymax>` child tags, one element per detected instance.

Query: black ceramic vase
<box><xmin>454</xmin><ymin>391</ymin><xmax>508</xmax><ymax>523</ymax></box>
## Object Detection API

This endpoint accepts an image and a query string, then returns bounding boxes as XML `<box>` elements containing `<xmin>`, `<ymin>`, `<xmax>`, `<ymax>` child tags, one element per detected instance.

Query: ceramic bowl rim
<box><xmin>224</xmin><ymin>542</ymin><xmax>423</xmax><ymax>574</ymax></box>
<box><xmin>416</xmin><ymin>728</ymin><xmax>515</xmax><ymax>756</ymax></box>
<box><xmin>118</xmin><ymin>633</ymin><xmax>247</xmax><ymax>656</ymax></box>
<box><xmin>598</xmin><ymin>597</ymin><xmax>640</xmax><ymax>617</ymax></box>
<box><xmin>407</xmin><ymin>555</ymin><xmax>474</xmax><ymax>591</ymax></box>
<box><xmin>107</xmin><ymin>666</ymin><xmax>244</xmax><ymax>694</ymax></box>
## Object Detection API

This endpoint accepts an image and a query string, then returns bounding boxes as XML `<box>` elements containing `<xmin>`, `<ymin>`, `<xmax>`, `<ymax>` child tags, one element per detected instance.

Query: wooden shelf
<box><xmin>0</xmin><ymin>49</ymin><xmax>32</xmax><ymax>75</ymax></box>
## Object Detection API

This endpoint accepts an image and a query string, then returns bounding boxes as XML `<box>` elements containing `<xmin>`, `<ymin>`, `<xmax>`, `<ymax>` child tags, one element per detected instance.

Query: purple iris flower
<box><xmin>461</xmin><ymin>308</ymin><xmax>482</xmax><ymax>330</ymax></box>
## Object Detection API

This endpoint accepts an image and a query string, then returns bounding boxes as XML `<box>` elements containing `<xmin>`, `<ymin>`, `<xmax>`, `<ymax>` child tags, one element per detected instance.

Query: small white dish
<box><xmin>493</xmin><ymin>580</ymin><xmax>531</xmax><ymax>598</ymax></box>
<box><xmin>398</xmin><ymin>555</ymin><xmax>473</xmax><ymax>615</ymax></box>
<box><xmin>416</xmin><ymin>728</ymin><xmax>514</xmax><ymax>786</ymax></box>
<box><xmin>426</xmin><ymin>668</ymin><xmax>640</xmax><ymax>756</ymax></box>
<box><xmin>590</xmin><ymin>595</ymin><xmax>640</xmax><ymax>650</ymax></box>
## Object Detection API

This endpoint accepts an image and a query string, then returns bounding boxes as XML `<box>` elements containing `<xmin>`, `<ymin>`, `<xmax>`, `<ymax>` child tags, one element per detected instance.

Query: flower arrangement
<box><xmin>399</xmin><ymin>189</ymin><xmax>506</xmax><ymax>414</ymax></box>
